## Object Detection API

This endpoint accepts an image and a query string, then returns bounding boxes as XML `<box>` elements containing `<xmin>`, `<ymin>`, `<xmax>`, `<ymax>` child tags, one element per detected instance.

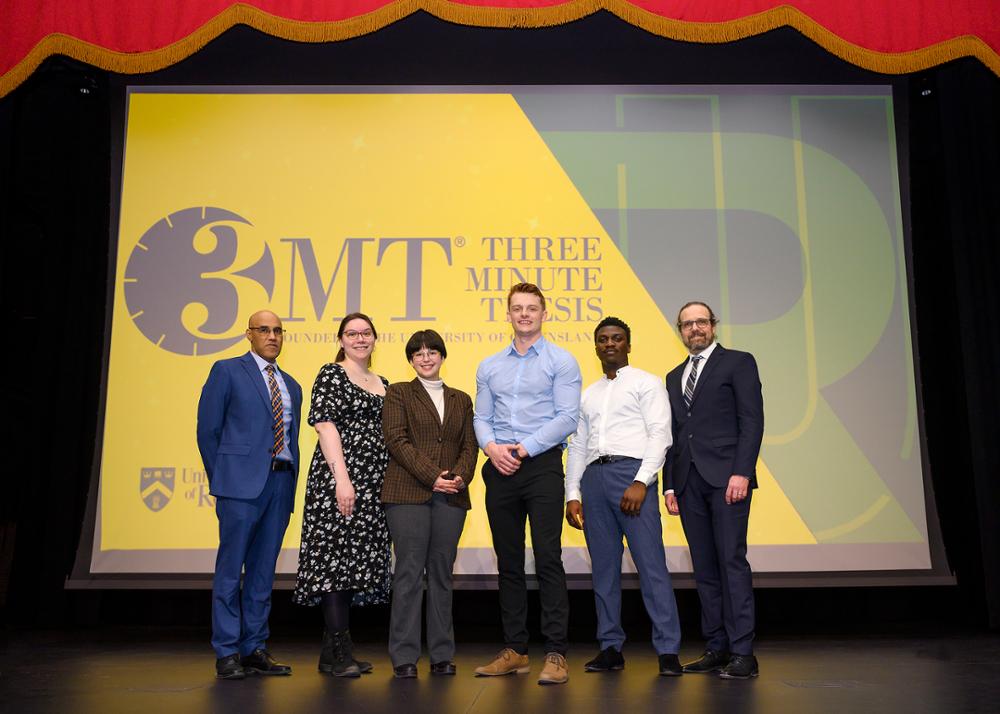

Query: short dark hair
<box><xmin>335</xmin><ymin>312</ymin><xmax>378</xmax><ymax>365</ymax></box>
<box><xmin>404</xmin><ymin>329</ymin><xmax>448</xmax><ymax>361</ymax></box>
<box><xmin>507</xmin><ymin>282</ymin><xmax>546</xmax><ymax>311</ymax></box>
<box><xmin>594</xmin><ymin>316</ymin><xmax>631</xmax><ymax>344</ymax></box>
<box><xmin>675</xmin><ymin>301</ymin><xmax>718</xmax><ymax>330</ymax></box>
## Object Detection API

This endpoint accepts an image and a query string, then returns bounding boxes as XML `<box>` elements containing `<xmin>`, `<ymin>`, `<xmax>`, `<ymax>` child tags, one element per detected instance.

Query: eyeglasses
<box><xmin>412</xmin><ymin>349</ymin><xmax>441</xmax><ymax>360</ymax></box>
<box><xmin>678</xmin><ymin>318</ymin><xmax>713</xmax><ymax>332</ymax></box>
<box><xmin>249</xmin><ymin>326</ymin><xmax>283</xmax><ymax>336</ymax></box>
<box><xmin>343</xmin><ymin>329</ymin><xmax>374</xmax><ymax>340</ymax></box>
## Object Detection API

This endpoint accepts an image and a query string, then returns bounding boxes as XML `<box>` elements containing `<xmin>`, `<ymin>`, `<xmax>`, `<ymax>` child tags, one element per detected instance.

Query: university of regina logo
<box><xmin>140</xmin><ymin>467</ymin><xmax>175</xmax><ymax>512</ymax></box>
<box><xmin>124</xmin><ymin>207</ymin><xmax>274</xmax><ymax>356</ymax></box>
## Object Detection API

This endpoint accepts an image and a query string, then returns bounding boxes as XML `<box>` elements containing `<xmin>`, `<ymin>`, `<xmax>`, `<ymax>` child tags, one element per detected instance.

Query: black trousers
<box><xmin>678</xmin><ymin>464</ymin><xmax>755</xmax><ymax>655</ymax></box>
<box><xmin>483</xmin><ymin>448</ymin><xmax>569</xmax><ymax>655</ymax></box>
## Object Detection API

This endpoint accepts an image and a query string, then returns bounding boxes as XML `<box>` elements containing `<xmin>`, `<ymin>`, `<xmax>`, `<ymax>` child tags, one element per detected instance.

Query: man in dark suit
<box><xmin>663</xmin><ymin>301</ymin><xmax>764</xmax><ymax>680</ymax></box>
<box><xmin>197</xmin><ymin>310</ymin><xmax>303</xmax><ymax>680</ymax></box>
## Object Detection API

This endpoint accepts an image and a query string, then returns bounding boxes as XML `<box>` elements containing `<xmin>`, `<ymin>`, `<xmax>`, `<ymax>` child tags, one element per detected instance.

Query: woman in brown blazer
<box><xmin>381</xmin><ymin>329</ymin><xmax>478</xmax><ymax>678</ymax></box>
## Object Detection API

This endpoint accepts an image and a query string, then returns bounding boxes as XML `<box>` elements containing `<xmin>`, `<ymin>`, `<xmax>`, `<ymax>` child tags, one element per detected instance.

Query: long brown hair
<box><xmin>335</xmin><ymin>312</ymin><xmax>378</xmax><ymax>366</ymax></box>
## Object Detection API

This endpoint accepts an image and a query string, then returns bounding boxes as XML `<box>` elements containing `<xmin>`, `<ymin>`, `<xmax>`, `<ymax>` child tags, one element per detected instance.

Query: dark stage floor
<box><xmin>2</xmin><ymin>629</ymin><xmax>999</xmax><ymax>713</ymax></box>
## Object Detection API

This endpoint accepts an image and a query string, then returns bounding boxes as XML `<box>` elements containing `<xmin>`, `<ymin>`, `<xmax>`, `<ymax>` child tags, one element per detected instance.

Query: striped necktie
<box><xmin>265</xmin><ymin>364</ymin><xmax>285</xmax><ymax>457</ymax></box>
<box><xmin>683</xmin><ymin>355</ymin><xmax>703</xmax><ymax>409</ymax></box>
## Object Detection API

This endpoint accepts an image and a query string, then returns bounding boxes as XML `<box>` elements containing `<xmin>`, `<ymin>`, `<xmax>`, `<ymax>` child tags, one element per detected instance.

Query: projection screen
<box><xmin>71</xmin><ymin>85</ymin><xmax>949</xmax><ymax>586</ymax></box>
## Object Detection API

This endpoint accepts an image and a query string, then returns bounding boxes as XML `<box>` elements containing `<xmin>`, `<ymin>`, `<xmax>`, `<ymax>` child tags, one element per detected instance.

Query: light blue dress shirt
<box><xmin>474</xmin><ymin>336</ymin><xmax>582</xmax><ymax>456</ymax></box>
<box><xmin>250</xmin><ymin>350</ymin><xmax>294</xmax><ymax>463</ymax></box>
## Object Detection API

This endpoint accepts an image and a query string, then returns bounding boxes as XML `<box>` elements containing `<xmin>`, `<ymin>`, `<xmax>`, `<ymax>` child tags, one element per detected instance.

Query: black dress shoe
<box><xmin>683</xmin><ymin>649</ymin><xmax>730</xmax><ymax>674</ymax></box>
<box><xmin>719</xmin><ymin>654</ymin><xmax>758</xmax><ymax>680</ymax></box>
<box><xmin>430</xmin><ymin>661</ymin><xmax>457</xmax><ymax>676</ymax></box>
<box><xmin>393</xmin><ymin>663</ymin><xmax>418</xmax><ymax>679</ymax></box>
<box><xmin>241</xmin><ymin>648</ymin><xmax>292</xmax><ymax>676</ymax></box>
<box><xmin>658</xmin><ymin>653</ymin><xmax>683</xmax><ymax>677</ymax></box>
<box><xmin>584</xmin><ymin>646</ymin><xmax>625</xmax><ymax>672</ymax></box>
<box><xmin>216</xmin><ymin>653</ymin><xmax>246</xmax><ymax>680</ymax></box>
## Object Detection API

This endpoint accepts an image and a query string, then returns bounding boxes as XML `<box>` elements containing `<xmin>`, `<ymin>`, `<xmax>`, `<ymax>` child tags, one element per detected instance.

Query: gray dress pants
<box><xmin>385</xmin><ymin>493</ymin><xmax>467</xmax><ymax>666</ymax></box>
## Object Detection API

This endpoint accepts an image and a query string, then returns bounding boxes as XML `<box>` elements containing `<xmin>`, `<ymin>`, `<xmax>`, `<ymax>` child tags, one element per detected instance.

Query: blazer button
<box><xmin>688</xmin><ymin>434</ymin><xmax>693</xmax><ymax>439</ymax></box>
<box><xmin>437</xmin><ymin>437</ymin><xmax>442</xmax><ymax>443</ymax></box>
<box><xmin>687</xmin><ymin>412</ymin><xmax>691</xmax><ymax>417</ymax></box>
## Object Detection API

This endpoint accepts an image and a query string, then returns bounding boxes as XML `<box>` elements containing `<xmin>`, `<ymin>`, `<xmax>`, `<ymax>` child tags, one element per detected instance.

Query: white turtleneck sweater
<box><xmin>418</xmin><ymin>375</ymin><xmax>445</xmax><ymax>422</ymax></box>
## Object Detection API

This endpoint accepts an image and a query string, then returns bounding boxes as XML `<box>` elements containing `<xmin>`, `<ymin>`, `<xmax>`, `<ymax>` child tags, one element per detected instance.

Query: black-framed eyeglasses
<box><xmin>249</xmin><ymin>326</ymin><xmax>284</xmax><ymax>336</ymax></box>
<box><xmin>678</xmin><ymin>318</ymin><xmax>713</xmax><ymax>332</ymax></box>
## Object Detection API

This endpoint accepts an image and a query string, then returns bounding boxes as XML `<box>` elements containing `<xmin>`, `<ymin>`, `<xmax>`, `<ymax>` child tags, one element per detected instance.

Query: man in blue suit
<box><xmin>197</xmin><ymin>310</ymin><xmax>303</xmax><ymax>680</ymax></box>
<box><xmin>663</xmin><ymin>301</ymin><xmax>764</xmax><ymax>680</ymax></box>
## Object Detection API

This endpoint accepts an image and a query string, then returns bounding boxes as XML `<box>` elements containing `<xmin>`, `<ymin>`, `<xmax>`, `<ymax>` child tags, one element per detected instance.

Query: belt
<box><xmin>589</xmin><ymin>455</ymin><xmax>634</xmax><ymax>466</ymax></box>
<box><xmin>270</xmin><ymin>459</ymin><xmax>294</xmax><ymax>472</ymax></box>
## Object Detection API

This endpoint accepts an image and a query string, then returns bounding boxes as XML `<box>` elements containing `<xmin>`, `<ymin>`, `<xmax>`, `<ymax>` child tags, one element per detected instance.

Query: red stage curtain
<box><xmin>1</xmin><ymin>0</ymin><xmax>998</xmax><ymax>97</ymax></box>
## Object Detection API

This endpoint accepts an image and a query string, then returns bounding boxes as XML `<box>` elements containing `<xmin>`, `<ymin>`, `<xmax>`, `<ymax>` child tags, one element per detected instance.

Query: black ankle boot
<box><xmin>345</xmin><ymin>630</ymin><xmax>373</xmax><ymax>674</ymax></box>
<box><xmin>318</xmin><ymin>629</ymin><xmax>360</xmax><ymax>677</ymax></box>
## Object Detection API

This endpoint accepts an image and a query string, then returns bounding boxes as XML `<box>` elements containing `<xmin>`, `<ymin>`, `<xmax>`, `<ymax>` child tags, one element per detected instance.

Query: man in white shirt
<box><xmin>565</xmin><ymin>317</ymin><xmax>683</xmax><ymax>676</ymax></box>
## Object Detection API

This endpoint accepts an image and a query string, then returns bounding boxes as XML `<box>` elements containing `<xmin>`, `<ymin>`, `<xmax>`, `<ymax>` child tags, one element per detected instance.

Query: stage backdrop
<box><xmin>87</xmin><ymin>85</ymin><xmax>939</xmax><ymax>583</ymax></box>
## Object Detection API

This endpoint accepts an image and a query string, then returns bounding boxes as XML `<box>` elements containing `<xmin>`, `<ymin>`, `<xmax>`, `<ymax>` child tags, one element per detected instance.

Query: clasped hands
<box><xmin>432</xmin><ymin>471</ymin><xmax>465</xmax><ymax>494</ymax></box>
<box><xmin>484</xmin><ymin>442</ymin><xmax>528</xmax><ymax>476</ymax></box>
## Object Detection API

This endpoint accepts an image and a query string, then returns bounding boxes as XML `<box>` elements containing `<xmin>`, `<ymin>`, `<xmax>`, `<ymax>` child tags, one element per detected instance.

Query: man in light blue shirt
<box><xmin>473</xmin><ymin>283</ymin><xmax>581</xmax><ymax>685</ymax></box>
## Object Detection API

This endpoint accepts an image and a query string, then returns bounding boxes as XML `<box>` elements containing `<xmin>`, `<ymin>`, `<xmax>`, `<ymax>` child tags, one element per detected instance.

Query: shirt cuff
<box><xmin>565</xmin><ymin>488</ymin><xmax>582</xmax><ymax>503</ymax></box>
<box><xmin>665</xmin><ymin>488</ymin><xmax>675</xmax><ymax>495</ymax></box>
<box><xmin>520</xmin><ymin>436</ymin><xmax>541</xmax><ymax>457</ymax></box>
<box><xmin>634</xmin><ymin>470</ymin><xmax>657</xmax><ymax>487</ymax></box>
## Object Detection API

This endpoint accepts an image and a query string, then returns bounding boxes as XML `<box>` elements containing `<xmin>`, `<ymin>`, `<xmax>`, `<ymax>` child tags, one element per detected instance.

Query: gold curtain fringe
<box><xmin>1</xmin><ymin>0</ymin><xmax>998</xmax><ymax>98</ymax></box>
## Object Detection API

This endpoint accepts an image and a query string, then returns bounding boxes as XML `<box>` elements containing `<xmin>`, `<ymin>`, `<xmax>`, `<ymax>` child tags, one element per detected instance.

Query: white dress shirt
<box><xmin>565</xmin><ymin>365</ymin><xmax>673</xmax><ymax>503</ymax></box>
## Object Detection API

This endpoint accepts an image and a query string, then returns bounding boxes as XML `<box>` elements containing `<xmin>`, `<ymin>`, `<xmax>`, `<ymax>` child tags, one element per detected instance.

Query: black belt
<box><xmin>589</xmin><ymin>455</ymin><xmax>634</xmax><ymax>466</ymax></box>
<box><xmin>270</xmin><ymin>459</ymin><xmax>294</xmax><ymax>472</ymax></box>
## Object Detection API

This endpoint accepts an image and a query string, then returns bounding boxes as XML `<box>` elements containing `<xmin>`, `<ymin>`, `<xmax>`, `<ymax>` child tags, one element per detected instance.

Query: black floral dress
<box><xmin>293</xmin><ymin>363</ymin><xmax>391</xmax><ymax>607</ymax></box>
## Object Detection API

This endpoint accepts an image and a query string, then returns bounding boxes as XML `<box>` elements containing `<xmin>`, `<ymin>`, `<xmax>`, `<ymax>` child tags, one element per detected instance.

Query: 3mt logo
<box><xmin>124</xmin><ymin>207</ymin><xmax>274</xmax><ymax>356</ymax></box>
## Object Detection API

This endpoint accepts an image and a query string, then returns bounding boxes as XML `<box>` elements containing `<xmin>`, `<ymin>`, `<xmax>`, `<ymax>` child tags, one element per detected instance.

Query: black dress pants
<box><xmin>483</xmin><ymin>448</ymin><xmax>569</xmax><ymax>655</ymax></box>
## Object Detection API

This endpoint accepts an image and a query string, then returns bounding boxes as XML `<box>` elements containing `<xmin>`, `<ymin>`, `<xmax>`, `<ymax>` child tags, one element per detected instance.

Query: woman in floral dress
<box><xmin>293</xmin><ymin>312</ymin><xmax>390</xmax><ymax>678</ymax></box>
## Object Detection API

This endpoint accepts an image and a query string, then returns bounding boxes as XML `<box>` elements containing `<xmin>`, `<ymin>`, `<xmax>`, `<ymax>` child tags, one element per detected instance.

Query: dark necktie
<box><xmin>684</xmin><ymin>355</ymin><xmax>703</xmax><ymax>409</ymax></box>
<box><xmin>265</xmin><ymin>364</ymin><xmax>284</xmax><ymax>457</ymax></box>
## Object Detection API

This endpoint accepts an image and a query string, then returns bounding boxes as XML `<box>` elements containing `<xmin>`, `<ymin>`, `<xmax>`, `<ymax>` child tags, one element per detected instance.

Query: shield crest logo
<box><xmin>140</xmin><ymin>467</ymin><xmax>175</xmax><ymax>512</ymax></box>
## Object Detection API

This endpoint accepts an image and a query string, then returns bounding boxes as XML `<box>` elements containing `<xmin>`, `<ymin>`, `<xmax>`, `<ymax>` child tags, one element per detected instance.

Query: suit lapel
<box><xmin>239</xmin><ymin>353</ymin><xmax>272</xmax><ymax>413</ymax></box>
<box><xmin>688</xmin><ymin>344</ymin><xmax>725</xmax><ymax>409</ymax></box>
<box><xmin>442</xmin><ymin>385</ymin><xmax>459</xmax><ymax>432</ymax></box>
<box><xmin>410</xmin><ymin>378</ymin><xmax>442</xmax><ymax>424</ymax></box>
<box><xmin>667</xmin><ymin>361</ymin><xmax>685</xmax><ymax>399</ymax></box>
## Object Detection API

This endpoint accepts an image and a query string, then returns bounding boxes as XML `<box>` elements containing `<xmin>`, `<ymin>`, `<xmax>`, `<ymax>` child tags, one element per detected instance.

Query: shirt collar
<box><xmin>249</xmin><ymin>350</ymin><xmax>277</xmax><ymax>372</ymax></box>
<box><xmin>602</xmin><ymin>364</ymin><xmax>631</xmax><ymax>381</ymax></box>
<box><xmin>689</xmin><ymin>341</ymin><xmax>719</xmax><ymax>361</ymax></box>
<box><xmin>506</xmin><ymin>334</ymin><xmax>547</xmax><ymax>357</ymax></box>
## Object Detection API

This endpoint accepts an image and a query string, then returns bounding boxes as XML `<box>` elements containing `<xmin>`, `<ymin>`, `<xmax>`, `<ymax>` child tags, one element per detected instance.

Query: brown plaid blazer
<box><xmin>380</xmin><ymin>378</ymin><xmax>478</xmax><ymax>509</ymax></box>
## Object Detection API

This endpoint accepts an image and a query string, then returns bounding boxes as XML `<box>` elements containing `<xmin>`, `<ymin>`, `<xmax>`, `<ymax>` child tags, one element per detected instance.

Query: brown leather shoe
<box><xmin>537</xmin><ymin>652</ymin><xmax>569</xmax><ymax>685</ymax></box>
<box><xmin>474</xmin><ymin>648</ymin><xmax>530</xmax><ymax>676</ymax></box>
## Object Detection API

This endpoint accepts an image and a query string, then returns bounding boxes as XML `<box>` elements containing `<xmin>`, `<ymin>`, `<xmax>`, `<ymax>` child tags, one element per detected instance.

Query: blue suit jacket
<box><xmin>197</xmin><ymin>352</ymin><xmax>303</xmax><ymax>500</ymax></box>
<box><xmin>664</xmin><ymin>344</ymin><xmax>764</xmax><ymax>494</ymax></box>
